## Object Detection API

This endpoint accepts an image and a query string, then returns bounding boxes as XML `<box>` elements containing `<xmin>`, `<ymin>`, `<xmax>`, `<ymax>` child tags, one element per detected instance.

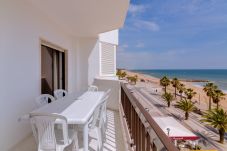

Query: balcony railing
<box><xmin>120</xmin><ymin>82</ymin><xmax>179</xmax><ymax>151</ymax></box>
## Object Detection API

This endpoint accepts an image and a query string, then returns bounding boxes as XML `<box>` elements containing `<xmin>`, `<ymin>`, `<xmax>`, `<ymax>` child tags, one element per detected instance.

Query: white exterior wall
<box><xmin>94</xmin><ymin>78</ymin><xmax>120</xmax><ymax>111</ymax></box>
<box><xmin>96</xmin><ymin>30</ymin><xmax>120</xmax><ymax>111</ymax></box>
<box><xmin>0</xmin><ymin>0</ymin><xmax>105</xmax><ymax>150</ymax></box>
<box><xmin>99</xmin><ymin>30</ymin><xmax>119</xmax><ymax>45</ymax></box>
<box><xmin>75</xmin><ymin>38</ymin><xmax>100</xmax><ymax>93</ymax></box>
<box><xmin>0</xmin><ymin>1</ymin><xmax>75</xmax><ymax>150</ymax></box>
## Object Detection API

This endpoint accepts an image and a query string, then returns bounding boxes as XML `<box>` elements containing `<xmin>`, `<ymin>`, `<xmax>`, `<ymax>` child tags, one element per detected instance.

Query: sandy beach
<box><xmin>123</xmin><ymin>69</ymin><xmax>227</xmax><ymax>111</ymax></box>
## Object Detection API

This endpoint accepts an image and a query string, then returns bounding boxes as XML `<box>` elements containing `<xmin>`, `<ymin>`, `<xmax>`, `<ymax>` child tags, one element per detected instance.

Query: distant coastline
<box><xmin>123</xmin><ymin>69</ymin><xmax>227</xmax><ymax>111</ymax></box>
<box><xmin>131</xmin><ymin>69</ymin><xmax>227</xmax><ymax>91</ymax></box>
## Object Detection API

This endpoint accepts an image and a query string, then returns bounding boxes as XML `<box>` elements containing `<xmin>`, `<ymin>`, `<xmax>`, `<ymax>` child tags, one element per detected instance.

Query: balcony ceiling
<box><xmin>29</xmin><ymin>0</ymin><xmax>129</xmax><ymax>37</ymax></box>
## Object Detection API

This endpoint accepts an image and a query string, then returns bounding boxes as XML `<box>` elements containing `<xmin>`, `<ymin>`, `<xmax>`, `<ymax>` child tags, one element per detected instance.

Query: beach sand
<box><xmin>123</xmin><ymin>70</ymin><xmax>227</xmax><ymax>111</ymax></box>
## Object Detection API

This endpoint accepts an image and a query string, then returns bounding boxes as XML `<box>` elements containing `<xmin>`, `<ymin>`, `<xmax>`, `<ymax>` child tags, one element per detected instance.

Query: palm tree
<box><xmin>176</xmin><ymin>99</ymin><xmax>195</xmax><ymax>120</ymax></box>
<box><xmin>177</xmin><ymin>83</ymin><xmax>186</xmax><ymax>99</ymax></box>
<box><xmin>201</xmin><ymin>108</ymin><xmax>227</xmax><ymax>144</ymax></box>
<box><xmin>121</xmin><ymin>72</ymin><xmax>127</xmax><ymax>79</ymax></box>
<box><xmin>203</xmin><ymin>82</ymin><xmax>218</xmax><ymax>110</ymax></box>
<box><xmin>127</xmin><ymin>75</ymin><xmax>138</xmax><ymax>85</ymax></box>
<box><xmin>212</xmin><ymin>89</ymin><xmax>225</xmax><ymax>109</ymax></box>
<box><xmin>116</xmin><ymin>69</ymin><xmax>122</xmax><ymax>79</ymax></box>
<box><xmin>171</xmin><ymin>78</ymin><xmax>180</xmax><ymax>98</ymax></box>
<box><xmin>185</xmin><ymin>88</ymin><xmax>197</xmax><ymax>101</ymax></box>
<box><xmin>160</xmin><ymin>76</ymin><xmax>170</xmax><ymax>94</ymax></box>
<box><xmin>116</xmin><ymin>70</ymin><xmax>127</xmax><ymax>80</ymax></box>
<box><xmin>131</xmin><ymin>75</ymin><xmax>138</xmax><ymax>85</ymax></box>
<box><xmin>162</xmin><ymin>92</ymin><xmax>174</xmax><ymax>107</ymax></box>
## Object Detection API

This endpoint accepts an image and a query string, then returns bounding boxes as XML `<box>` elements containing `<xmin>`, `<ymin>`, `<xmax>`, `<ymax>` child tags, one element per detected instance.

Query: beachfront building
<box><xmin>153</xmin><ymin>117</ymin><xmax>199</xmax><ymax>149</ymax></box>
<box><xmin>1</xmin><ymin>0</ymin><xmax>179</xmax><ymax>151</ymax></box>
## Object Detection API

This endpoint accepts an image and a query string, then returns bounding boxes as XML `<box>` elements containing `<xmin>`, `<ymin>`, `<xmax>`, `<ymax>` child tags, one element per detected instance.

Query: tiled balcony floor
<box><xmin>10</xmin><ymin>109</ymin><xmax>126</xmax><ymax>151</ymax></box>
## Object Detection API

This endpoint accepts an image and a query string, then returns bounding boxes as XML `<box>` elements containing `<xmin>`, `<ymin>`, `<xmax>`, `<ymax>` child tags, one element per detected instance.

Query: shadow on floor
<box><xmin>78</xmin><ymin>110</ymin><xmax>125</xmax><ymax>151</ymax></box>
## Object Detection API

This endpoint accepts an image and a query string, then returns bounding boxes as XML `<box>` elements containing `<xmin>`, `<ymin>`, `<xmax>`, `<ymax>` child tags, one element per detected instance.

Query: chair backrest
<box><xmin>35</xmin><ymin>94</ymin><xmax>55</xmax><ymax>108</ymax></box>
<box><xmin>54</xmin><ymin>89</ymin><xmax>68</xmax><ymax>99</ymax></box>
<box><xmin>88</xmin><ymin>85</ymin><xmax>98</xmax><ymax>92</ymax></box>
<box><xmin>100</xmin><ymin>89</ymin><xmax>111</xmax><ymax>125</ymax></box>
<box><xmin>104</xmin><ymin>89</ymin><xmax>111</xmax><ymax>98</ymax></box>
<box><xmin>99</xmin><ymin>89</ymin><xmax>111</xmax><ymax>105</ymax></box>
<box><xmin>30</xmin><ymin>117</ymin><xmax>38</xmax><ymax>144</ymax></box>
<box><xmin>89</xmin><ymin>94</ymin><xmax>109</xmax><ymax>129</ymax></box>
<box><xmin>30</xmin><ymin>113</ymin><xmax>69</xmax><ymax>151</ymax></box>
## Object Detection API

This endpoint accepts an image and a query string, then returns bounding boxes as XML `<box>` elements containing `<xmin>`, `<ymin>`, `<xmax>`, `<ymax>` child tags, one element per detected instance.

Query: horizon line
<box><xmin>118</xmin><ymin>68</ymin><xmax>227</xmax><ymax>70</ymax></box>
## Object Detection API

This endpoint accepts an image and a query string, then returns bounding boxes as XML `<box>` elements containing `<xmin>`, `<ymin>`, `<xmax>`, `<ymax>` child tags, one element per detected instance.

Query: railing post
<box><xmin>136</xmin><ymin>113</ymin><xmax>140</xmax><ymax>151</ymax></box>
<box><xmin>142</xmin><ymin>123</ymin><xmax>145</xmax><ymax>150</ymax></box>
<box><xmin>132</xmin><ymin>106</ymin><xmax>135</xmax><ymax>142</ymax></box>
<box><xmin>146</xmin><ymin>132</ymin><xmax>151</xmax><ymax>151</ymax></box>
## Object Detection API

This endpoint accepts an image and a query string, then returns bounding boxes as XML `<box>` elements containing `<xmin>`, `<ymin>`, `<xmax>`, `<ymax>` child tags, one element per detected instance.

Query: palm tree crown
<box><xmin>171</xmin><ymin>78</ymin><xmax>180</xmax><ymax>98</ymax></box>
<box><xmin>160</xmin><ymin>76</ymin><xmax>170</xmax><ymax>94</ymax></box>
<box><xmin>212</xmin><ymin>89</ymin><xmax>225</xmax><ymax>109</ymax></box>
<box><xmin>201</xmin><ymin>108</ymin><xmax>227</xmax><ymax>143</ymax></box>
<box><xmin>116</xmin><ymin>69</ymin><xmax>127</xmax><ymax>80</ymax></box>
<box><xmin>185</xmin><ymin>88</ymin><xmax>197</xmax><ymax>100</ymax></box>
<box><xmin>203</xmin><ymin>82</ymin><xmax>218</xmax><ymax>110</ymax></box>
<box><xmin>177</xmin><ymin>83</ymin><xmax>186</xmax><ymax>99</ymax></box>
<box><xmin>176</xmin><ymin>98</ymin><xmax>195</xmax><ymax>120</ymax></box>
<box><xmin>162</xmin><ymin>92</ymin><xmax>174</xmax><ymax>107</ymax></box>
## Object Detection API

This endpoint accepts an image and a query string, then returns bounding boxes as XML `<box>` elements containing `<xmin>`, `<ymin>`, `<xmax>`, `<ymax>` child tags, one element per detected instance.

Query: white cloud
<box><xmin>117</xmin><ymin>50</ymin><xmax>153</xmax><ymax>69</ymax></box>
<box><xmin>117</xmin><ymin>44</ymin><xmax>129</xmax><ymax>52</ymax></box>
<box><xmin>162</xmin><ymin>0</ymin><xmax>217</xmax><ymax>15</ymax></box>
<box><xmin>136</xmin><ymin>42</ymin><xmax>145</xmax><ymax>48</ymax></box>
<box><xmin>116</xmin><ymin>49</ymin><xmax>188</xmax><ymax>69</ymax></box>
<box><xmin>121</xmin><ymin>44</ymin><xmax>129</xmax><ymax>48</ymax></box>
<box><xmin>128</xmin><ymin>4</ymin><xmax>146</xmax><ymax>16</ymax></box>
<box><xmin>117</xmin><ymin>49</ymin><xmax>227</xmax><ymax>69</ymax></box>
<box><xmin>133</xmin><ymin>20</ymin><xmax>160</xmax><ymax>31</ymax></box>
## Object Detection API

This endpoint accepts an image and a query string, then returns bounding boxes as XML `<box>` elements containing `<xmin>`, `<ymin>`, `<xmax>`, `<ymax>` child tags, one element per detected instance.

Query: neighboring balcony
<box><xmin>10</xmin><ymin>81</ymin><xmax>178</xmax><ymax>151</ymax></box>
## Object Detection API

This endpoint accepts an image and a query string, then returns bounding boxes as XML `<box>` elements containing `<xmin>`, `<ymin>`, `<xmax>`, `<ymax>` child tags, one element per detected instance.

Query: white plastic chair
<box><xmin>88</xmin><ymin>94</ymin><xmax>109</xmax><ymax>150</ymax></box>
<box><xmin>88</xmin><ymin>85</ymin><xmax>98</xmax><ymax>92</ymax></box>
<box><xmin>35</xmin><ymin>94</ymin><xmax>55</xmax><ymax>108</ymax></box>
<box><xmin>30</xmin><ymin>113</ymin><xmax>78</xmax><ymax>151</ymax></box>
<box><xmin>54</xmin><ymin>89</ymin><xmax>68</xmax><ymax>99</ymax></box>
<box><xmin>102</xmin><ymin>89</ymin><xmax>111</xmax><ymax>132</ymax></box>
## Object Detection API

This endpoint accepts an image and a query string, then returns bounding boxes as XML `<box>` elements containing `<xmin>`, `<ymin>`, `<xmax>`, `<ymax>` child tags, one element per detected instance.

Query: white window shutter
<box><xmin>100</xmin><ymin>42</ymin><xmax>116</xmax><ymax>76</ymax></box>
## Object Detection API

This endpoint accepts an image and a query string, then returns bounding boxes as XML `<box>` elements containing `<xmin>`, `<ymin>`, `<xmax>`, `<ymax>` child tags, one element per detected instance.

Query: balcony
<box><xmin>10</xmin><ymin>81</ymin><xmax>178</xmax><ymax>151</ymax></box>
<box><xmin>10</xmin><ymin>109</ymin><xmax>126</xmax><ymax>151</ymax></box>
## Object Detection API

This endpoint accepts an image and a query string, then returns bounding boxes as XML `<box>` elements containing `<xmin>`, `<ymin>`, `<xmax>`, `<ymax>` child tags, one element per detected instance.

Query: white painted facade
<box><xmin>99</xmin><ymin>30</ymin><xmax>119</xmax><ymax>45</ymax></box>
<box><xmin>0</xmin><ymin>0</ymin><xmax>129</xmax><ymax>150</ymax></box>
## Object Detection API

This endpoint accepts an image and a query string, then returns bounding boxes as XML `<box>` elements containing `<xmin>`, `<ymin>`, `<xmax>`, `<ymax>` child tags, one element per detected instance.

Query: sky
<box><xmin>117</xmin><ymin>0</ymin><xmax>227</xmax><ymax>69</ymax></box>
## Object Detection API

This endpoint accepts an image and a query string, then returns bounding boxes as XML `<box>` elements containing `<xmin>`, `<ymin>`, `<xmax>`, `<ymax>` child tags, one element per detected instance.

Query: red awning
<box><xmin>170</xmin><ymin>136</ymin><xmax>200</xmax><ymax>141</ymax></box>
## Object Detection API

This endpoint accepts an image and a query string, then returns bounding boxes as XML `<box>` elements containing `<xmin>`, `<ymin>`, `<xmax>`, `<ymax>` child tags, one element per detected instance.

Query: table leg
<box><xmin>83</xmin><ymin>123</ymin><xmax>89</xmax><ymax>151</ymax></box>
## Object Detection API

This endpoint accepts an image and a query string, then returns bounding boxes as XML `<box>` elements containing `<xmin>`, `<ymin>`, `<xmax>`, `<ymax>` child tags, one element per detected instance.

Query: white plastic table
<box><xmin>31</xmin><ymin>91</ymin><xmax>105</xmax><ymax>151</ymax></box>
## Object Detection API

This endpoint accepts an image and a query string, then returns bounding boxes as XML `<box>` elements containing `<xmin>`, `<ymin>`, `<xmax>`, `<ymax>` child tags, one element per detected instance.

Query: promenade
<box><xmin>131</xmin><ymin>82</ymin><xmax>227</xmax><ymax>151</ymax></box>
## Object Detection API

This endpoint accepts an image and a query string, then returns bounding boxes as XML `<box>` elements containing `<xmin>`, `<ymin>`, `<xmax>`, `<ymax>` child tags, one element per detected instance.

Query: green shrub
<box><xmin>116</xmin><ymin>69</ymin><xmax>127</xmax><ymax>80</ymax></box>
<box><xmin>127</xmin><ymin>75</ymin><xmax>138</xmax><ymax>85</ymax></box>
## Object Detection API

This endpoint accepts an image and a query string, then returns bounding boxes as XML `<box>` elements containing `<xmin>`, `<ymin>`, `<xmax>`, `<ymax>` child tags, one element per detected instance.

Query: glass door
<box><xmin>41</xmin><ymin>45</ymin><xmax>65</xmax><ymax>95</ymax></box>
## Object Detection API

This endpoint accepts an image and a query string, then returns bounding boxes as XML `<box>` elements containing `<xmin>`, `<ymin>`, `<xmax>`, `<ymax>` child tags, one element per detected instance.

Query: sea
<box><xmin>131</xmin><ymin>69</ymin><xmax>227</xmax><ymax>92</ymax></box>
